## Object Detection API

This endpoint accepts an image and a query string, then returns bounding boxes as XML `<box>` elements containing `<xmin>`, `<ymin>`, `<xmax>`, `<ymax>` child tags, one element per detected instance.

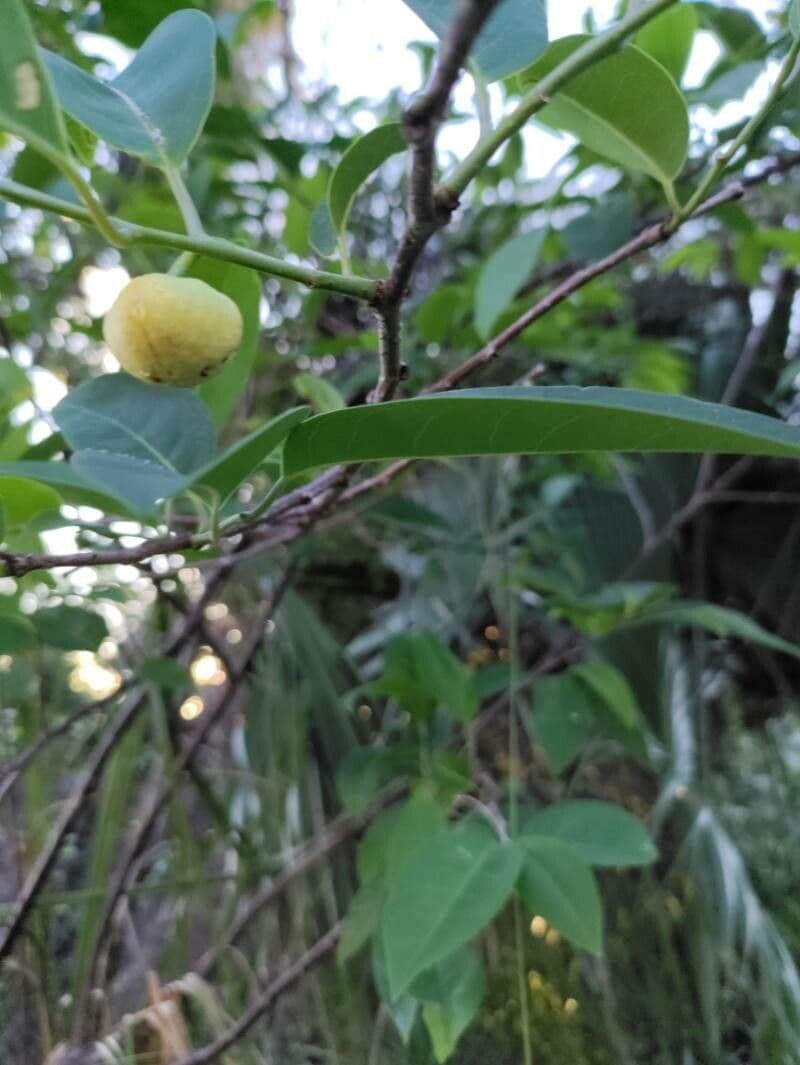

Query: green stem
<box><xmin>440</xmin><ymin>0</ymin><xmax>680</xmax><ymax>202</ymax></box>
<box><xmin>165</xmin><ymin>165</ymin><xmax>205</xmax><ymax>238</ymax></box>
<box><xmin>514</xmin><ymin>896</ymin><xmax>533</xmax><ymax>1065</ymax></box>
<box><xmin>0</xmin><ymin>177</ymin><xmax>378</xmax><ymax>301</ymax></box>
<box><xmin>168</xmin><ymin>250</ymin><xmax>197</xmax><ymax>276</ymax></box>
<box><xmin>668</xmin><ymin>37</ymin><xmax>800</xmax><ymax>231</ymax></box>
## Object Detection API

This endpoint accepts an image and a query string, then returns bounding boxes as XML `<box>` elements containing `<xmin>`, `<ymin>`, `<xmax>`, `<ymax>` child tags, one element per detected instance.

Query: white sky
<box><xmin>290</xmin><ymin>0</ymin><xmax>778</xmax><ymax>176</ymax></box>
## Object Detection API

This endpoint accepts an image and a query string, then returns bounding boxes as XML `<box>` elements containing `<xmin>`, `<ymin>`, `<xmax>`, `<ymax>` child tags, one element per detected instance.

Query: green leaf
<box><xmin>374</xmin><ymin>631</ymin><xmax>478</xmax><ymax>721</ymax></box>
<box><xmin>520</xmin><ymin>800</ymin><xmax>658</xmax><ymax>868</ymax></box>
<box><xmin>282</xmin><ymin>386</ymin><xmax>800</xmax><ymax>475</ymax></box>
<box><xmin>475</xmin><ymin>228</ymin><xmax>545</xmax><ymax>339</ymax></box>
<box><xmin>517</xmin><ymin>836</ymin><xmax>603</xmax><ymax>953</ymax></box>
<box><xmin>71</xmin><ymin>450</ymin><xmax>183</xmax><ymax>514</ymax></box>
<box><xmin>417</xmin><ymin>950</ymin><xmax>486</xmax><ymax>1063</ymax></box>
<box><xmin>519</xmin><ymin>37</ymin><xmax>689</xmax><ymax>183</ymax></box>
<box><xmin>138</xmin><ymin>656</ymin><xmax>192</xmax><ymax>692</ymax></box>
<box><xmin>186</xmin><ymin>406</ymin><xmax>310</xmax><ymax>506</ymax></box>
<box><xmin>308</xmin><ymin>201</ymin><xmax>338</xmax><ymax>258</ymax></box>
<box><xmin>337</xmin><ymin>884</ymin><xmax>383</xmax><ymax>965</ymax></box>
<box><xmin>381</xmin><ymin>828</ymin><xmax>520</xmax><ymax>998</ymax></box>
<box><xmin>571</xmin><ymin>661</ymin><xmax>640</xmax><ymax>728</ymax></box>
<box><xmin>336</xmin><ymin>748</ymin><xmax>395</xmax><ymax>814</ymax></box>
<box><xmin>692</xmin><ymin>3</ymin><xmax>766</xmax><ymax>55</ymax></box>
<box><xmin>377</xmin><ymin>790</ymin><xmax>448</xmax><ymax>883</ymax></box>
<box><xmin>193</xmin><ymin>259</ymin><xmax>261</xmax><ymax>429</ymax></box>
<box><xmin>0</xmin><ymin>0</ymin><xmax>69</xmax><ymax>159</ymax></box>
<box><xmin>401</xmin><ymin>0</ymin><xmax>548</xmax><ymax>81</ymax></box>
<box><xmin>54</xmin><ymin>374</ymin><xmax>216</xmax><ymax>476</ymax></box>
<box><xmin>530</xmin><ymin>673</ymin><xmax>596</xmax><ymax>773</ymax></box>
<box><xmin>328</xmin><ymin>123</ymin><xmax>406</xmax><ymax>237</ymax></box>
<box><xmin>42</xmin><ymin>10</ymin><xmax>216</xmax><ymax>167</ymax></box>
<box><xmin>562</xmin><ymin>193</ymin><xmax>634</xmax><ymax>259</ymax></box>
<box><xmin>0</xmin><ymin>460</ymin><xmax>133</xmax><ymax>515</ymax></box>
<box><xmin>34</xmin><ymin>605</ymin><xmax>109</xmax><ymax>651</ymax></box>
<box><xmin>0</xmin><ymin>477</ymin><xmax>61</xmax><ymax>529</ymax></box>
<box><xmin>0</xmin><ymin>615</ymin><xmax>38</xmax><ymax>654</ymax></box>
<box><xmin>634</xmin><ymin>601</ymin><xmax>800</xmax><ymax>661</ymax></box>
<box><xmin>636</xmin><ymin>5</ymin><xmax>698</xmax><ymax>83</ymax></box>
<box><xmin>293</xmin><ymin>373</ymin><xmax>346</xmax><ymax>413</ymax></box>
<box><xmin>791</xmin><ymin>0</ymin><xmax>800</xmax><ymax>39</ymax></box>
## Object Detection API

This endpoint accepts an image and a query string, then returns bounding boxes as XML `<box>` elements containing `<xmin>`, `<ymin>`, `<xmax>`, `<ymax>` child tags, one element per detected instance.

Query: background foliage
<box><xmin>1</xmin><ymin>1</ymin><xmax>800</xmax><ymax>1062</ymax></box>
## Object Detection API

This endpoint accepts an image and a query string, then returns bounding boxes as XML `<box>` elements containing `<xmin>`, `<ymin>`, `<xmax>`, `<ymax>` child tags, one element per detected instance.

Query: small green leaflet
<box><xmin>790</xmin><ymin>0</ymin><xmax>800</xmax><ymax>39</ymax></box>
<box><xmin>0</xmin><ymin>0</ymin><xmax>69</xmax><ymax>159</ymax></box>
<box><xmin>517</xmin><ymin>836</ymin><xmax>603</xmax><ymax>953</ymax></box>
<box><xmin>401</xmin><ymin>0</ymin><xmax>548</xmax><ymax>81</ymax></box>
<box><xmin>42</xmin><ymin>10</ymin><xmax>216</xmax><ymax>167</ymax></box>
<box><xmin>329</xmin><ymin>123</ymin><xmax>406</xmax><ymax>236</ymax></box>
<box><xmin>519</xmin><ymin>36</ymin><xmax>689</xmax><ymax>184</ymax></box>
<box><xmin>282</xmin><ymin>386</ymin><xmax>800</xmax><ymax>475</ymax></box>
<box><xmin>475</xmin><ymin>228</ymin><xmax>546</xmax><ymax>339</ymax></box>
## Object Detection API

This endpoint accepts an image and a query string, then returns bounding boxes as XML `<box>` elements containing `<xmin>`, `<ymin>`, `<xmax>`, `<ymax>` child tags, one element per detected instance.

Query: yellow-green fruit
<box><xmin>103</xmin><ymin>273</ymin><xmax>243</xmax><ymax>387</ymax></box>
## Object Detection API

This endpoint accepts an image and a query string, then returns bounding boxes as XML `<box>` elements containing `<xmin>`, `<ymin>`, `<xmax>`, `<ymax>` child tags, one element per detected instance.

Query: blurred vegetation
<box><xmin>1</xmin><ymin>1</ymin><xmax>800</xmax><ymax>1063</ymax></box>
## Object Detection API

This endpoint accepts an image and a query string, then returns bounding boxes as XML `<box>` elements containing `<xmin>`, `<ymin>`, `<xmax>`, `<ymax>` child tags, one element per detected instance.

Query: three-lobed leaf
<box><xmin>42</xmin><ymin>10</ymin><xmax>216</xmax><ymax>167</ymax></box>
<box><xmin>282</xmin><ymin>386</ymin><xmax>800</xmax><ymax>475</ymax></box>
<box><xmin>401</xmin><ymin>0</ymin><xmax>548</xmax><ymax>81</ymax></box>
<box><xmin>519</xmin><ymin>36</ymin><xmax>689</xmax><ymax>184</ymax></box>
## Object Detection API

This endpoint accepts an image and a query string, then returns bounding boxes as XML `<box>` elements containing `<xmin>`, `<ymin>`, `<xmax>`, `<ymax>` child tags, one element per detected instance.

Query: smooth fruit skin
<box><xmin>103</xmin><ymin>274</ymin><xmax>243</xmax><ymax>387</ymax></box>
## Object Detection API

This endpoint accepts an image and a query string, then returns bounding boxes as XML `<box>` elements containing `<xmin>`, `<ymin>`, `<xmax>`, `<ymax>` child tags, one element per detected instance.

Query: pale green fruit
<box><xmin>103</xmin><ymin>273</ymin><xmax>243</xmax><ymax>387</ymax></box>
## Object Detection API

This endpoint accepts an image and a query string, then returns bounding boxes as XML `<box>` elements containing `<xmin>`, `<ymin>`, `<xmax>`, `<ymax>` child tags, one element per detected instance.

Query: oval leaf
<box><xmin>42</xmin><ymin>10</ymin><xmax>216</xmax><ymax>166</ymax></box>
<box><xmin>402</xmin><ymin>0</ymin><xmax>548</xmax><ymax>81</ymax></box>
<box><xmin>636</xmin><ymin>5</ymin><xmax>698</xmax><ymax>84</ymax></box>
<box><xmin>54</xmin><ymin>374</ymin><xmax>217</xmax><ymax>476</ymax></box>
<box><xmin>517</xmin><ymin>836</ymin><xmax>603</xmax><ymax>953</ymax></box>
<box><xmin>329</xmin><ymin>123</ymin><xmax>406</xmax><ymax>237</ymax></box>
<box><xmin>0</xmin><ymin>0</ymin><xmax>69</xmax><ymax>159</ymax></box>
<box><xmin>519</xmin><ymin>36</ymin><xmax>689</xmax><ymax>183</ymax></box>
<box><xmin>521</xmin><ymin>800</ymin><xmax>658</xmax><ymax>868</ymax></box>
<box><xmin>282</xmin><ymin>386</ymin><xmax>800</xmax><ymax>474</ymax></box>
<box><xmin>381</xmin><ymin>828</ymin><xmax>521</xmax><ymax>998</ymax></box>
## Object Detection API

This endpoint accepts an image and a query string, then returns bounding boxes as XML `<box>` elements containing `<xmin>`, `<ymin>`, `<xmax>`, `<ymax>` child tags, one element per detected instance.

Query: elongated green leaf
<box><xmin>283</xmin><ymin>386</ymin><xmax>800</xmax><ymax>474</ymax></box>
<box><xmin>402</xmin><ymin>0</ymin><xmax>548</xmax><ymax>81</ymax></box>
<box><xmin>519</xmin><ymin>37</ymin><xmax>689</xmax><ymax>183</ymax></box>
<box><xmin>475</xmin><ymin>228</ymin><xmax>545</xmax><ymax>339</ymax></box>
<box><xmin>381</xmin><ymin>828</ymin><xmax>521</xmax><ymax>998</ymax></box>
<box><xmin>0</xmin><ymin>0</ymin><xmax>69</xmax><ymax>158</ymax></box>
<box><xmin>418</xmin><ymin>951</ymin><xmax>486</xmax><ymax>1063</ymax></box>
<box><xmin>636</xmin><ymin>5</ymin><xmax>698</xmax><ymax>83</ymax></box>
<box><xmin>633</xmin><ymin>601</ymin><xmax>800</xmax><ymax>661</ymax></box>
<box><xmin>193</xmin><ymin>259</ymin><xmax>261</xmax><ymax>428</ymax></box>
<box><xmin>0</xmin><ymin>460</ymin><xmax>134</xmax><ymax>514</ymax></box>
<box><xmin>308</xmin><ymin>200</ymin><xmax>338</xmax><ymax>258</ymax></box>
<box><xmin>520</xmin><ymin>800</ymin><xmax>658</xmax><ymax>868</ymax></box>
<box><xmin>54</xmin><ymin>374</ymin><xmax>216</xmax><ymax>475</ymax></box>
<box><xmin>186</xmin><ymin>406</ymin><xmax>310</xmax><ymax>505</ymax></box>
<box><xmin>517</xmin><ymin>836</ymin><xmax>603</xmax><ymax>953</ymax></box>
<box><xmin>790</xmin><ymin>0</ymin><xmax>800</xmax><ymax>39</ymax></box>
<box><xmin>329</xmin><ymin>123</ymin><xmax>406</xmax><ymax>237</ymax></box>
<box><xmin>0</xmin><ymin>477</ymin><xmax>61</xmax><ymax>528</ymax></box>
<box><xmin>71</xmin><ymin>450</ymin><xmax>183</xmax><ymax>514</ymax></box>
<box><xmin>572</xmin><ymin>662</ymin><xmax>640</xmax><ymax>728</ymax></box>
<box><xmin>293</xmin><ymin>373</ymin><xmax>346</xmax><ymax>413</ymax></box>
<box><xmin>42</xmin><ymin>10</ymin><xmax>216</xmax><ymax>166</ymax></box>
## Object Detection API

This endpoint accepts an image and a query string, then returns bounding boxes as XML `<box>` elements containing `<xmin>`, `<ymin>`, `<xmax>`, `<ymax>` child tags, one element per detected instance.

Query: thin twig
<box><xmin>371</xmin><ymin>0</ymin><xmax>503</xmax><ymax>402</ymax></box>
<box><xmin>171</xmin><ymin>925</ymin><xmax>342</xmax><ymax>1065</ymax></box>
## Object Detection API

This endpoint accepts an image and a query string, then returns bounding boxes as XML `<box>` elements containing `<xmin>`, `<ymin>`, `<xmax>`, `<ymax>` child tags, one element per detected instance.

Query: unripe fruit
<box><xmin>103</xmin><ymin>274</ymin><xmax>243</xmax><ymax>387</ymax></box>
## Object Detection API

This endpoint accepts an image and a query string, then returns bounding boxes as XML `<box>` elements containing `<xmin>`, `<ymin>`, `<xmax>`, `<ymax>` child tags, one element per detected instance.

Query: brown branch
<box><xmin>171</xmin><ymin>925</ymin><xmax>342</xmax><ymax>1065</ymax></box>
<box><xmin>371</xmin><ymin>0</ymin><xmax>503</xmax><ymax>402</ymax></box>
